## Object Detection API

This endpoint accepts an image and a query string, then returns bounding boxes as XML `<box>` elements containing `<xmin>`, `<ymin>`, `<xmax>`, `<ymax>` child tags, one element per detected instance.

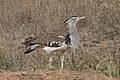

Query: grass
<box><xmin>0</xmin><ymin>0</ymin><xmax>120</xmax><ymax>79</ymax></box>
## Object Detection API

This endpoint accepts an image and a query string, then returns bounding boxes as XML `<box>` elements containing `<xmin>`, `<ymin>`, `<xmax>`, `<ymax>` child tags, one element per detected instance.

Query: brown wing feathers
<box><xmin>22</xmin><ymin>30</ymin><xmax>68</xmax><ymax>54</ymax></box>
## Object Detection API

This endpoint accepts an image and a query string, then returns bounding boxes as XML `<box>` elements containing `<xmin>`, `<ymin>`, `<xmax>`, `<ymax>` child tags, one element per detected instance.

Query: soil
<box><xmin>0</xmin><ymin>69</ymin><xmax>117</xmax><ymax>80</ymax></box>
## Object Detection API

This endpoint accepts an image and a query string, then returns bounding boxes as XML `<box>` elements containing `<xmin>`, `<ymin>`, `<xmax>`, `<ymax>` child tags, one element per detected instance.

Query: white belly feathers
<box><xmin>43</xmin><ymin>42</ymin><xmax>69</xmax><ymax>52</ymax></box>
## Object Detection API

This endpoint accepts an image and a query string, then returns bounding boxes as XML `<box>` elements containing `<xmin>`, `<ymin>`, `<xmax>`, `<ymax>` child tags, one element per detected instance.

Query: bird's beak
<box><xmin>77</xmin><ymin>16</ymin><xmax>85</xmax><ymax>21</ymax></box>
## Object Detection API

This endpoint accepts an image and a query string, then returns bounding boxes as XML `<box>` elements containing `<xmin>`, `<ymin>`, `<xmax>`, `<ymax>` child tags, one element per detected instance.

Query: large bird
<box><xmin>22</xmin><ymin>16</ymin><xmax>85</xmax><ymax>69</ymax></box>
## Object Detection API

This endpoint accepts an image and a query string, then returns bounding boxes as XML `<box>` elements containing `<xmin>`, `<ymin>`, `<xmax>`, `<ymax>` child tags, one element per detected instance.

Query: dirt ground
<box><xmin>0</xmin><ymin>69</ymin><xmax>118</xmax><ymax>80</ymax></box>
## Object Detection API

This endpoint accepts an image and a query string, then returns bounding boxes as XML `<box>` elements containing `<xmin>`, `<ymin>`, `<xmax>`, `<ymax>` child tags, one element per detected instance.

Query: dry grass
<box><xmin>0</xmin><ymin>0</ymin><xmax>120</xmax><ymax>79</ymax></box>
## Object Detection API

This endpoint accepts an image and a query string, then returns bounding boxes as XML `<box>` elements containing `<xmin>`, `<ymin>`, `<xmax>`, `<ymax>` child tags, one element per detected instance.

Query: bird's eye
<box><xmin>74</xmin><ymin>17</ymin><xmax>77</xmax><ymax>19</ymax></box>
<box><xmin>72</xmin><ymin>17</ymin><xmax>76</xmax><ymax>20</ymax></box>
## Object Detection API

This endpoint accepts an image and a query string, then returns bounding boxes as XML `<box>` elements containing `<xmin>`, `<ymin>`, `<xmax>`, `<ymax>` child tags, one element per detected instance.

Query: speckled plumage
<box><xmin>22</xmin><ymin>16</ymin><xmax>85</xmax><ymax>54</ymax></box>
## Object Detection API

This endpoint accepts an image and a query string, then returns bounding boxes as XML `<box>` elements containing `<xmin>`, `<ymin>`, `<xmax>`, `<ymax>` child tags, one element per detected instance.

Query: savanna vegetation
<box><xmin>0</xmin><ymin>0</ymin><xmax>120</xmax><ymax>80</ymax></box>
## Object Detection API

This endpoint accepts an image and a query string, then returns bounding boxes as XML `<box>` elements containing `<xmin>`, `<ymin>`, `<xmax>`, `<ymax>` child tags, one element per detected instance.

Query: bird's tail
<box><xmin>24</xmin><ymin>43</ymin><xmax>39</xmax><ymax>54</ymax></box>
<box><xmin>22</xmin><ymin>35</ymin><xmax>39</xmax><ymax>54</ymax></box>
<box><xmin>22</xmin><ymin>36</ymin><xmax>37</xmax><ymax>45</ymax></box>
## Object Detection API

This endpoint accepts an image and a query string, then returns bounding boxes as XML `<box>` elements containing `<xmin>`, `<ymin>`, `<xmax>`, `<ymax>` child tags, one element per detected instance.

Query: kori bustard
<box><xmin>22</xmin><ymin>16</ymin><xmax>85</xmax><ymax>69</ymax></box>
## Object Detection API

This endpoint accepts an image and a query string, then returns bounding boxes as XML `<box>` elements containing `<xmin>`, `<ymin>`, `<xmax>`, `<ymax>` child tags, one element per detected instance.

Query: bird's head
<box><xmin>64</xmin><ymin>16</ymin><xmax>85</xmax><ymax>25</ymax></box>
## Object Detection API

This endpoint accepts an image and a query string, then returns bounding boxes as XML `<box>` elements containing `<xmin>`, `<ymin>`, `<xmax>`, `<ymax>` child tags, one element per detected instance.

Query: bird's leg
<box><xmin>60</xmin><ymin>55</ymin><xmax>64</xmax><ymax>69</ymax></box>
<box><xmin>71</xmin><ymin>48</ymin><xmax>76</xmax><ymax>56</ymax></box>
<box><xmin>49</xmin><ymin>56</ymin><xmax>53</xmax><ymax>68</ymax></box>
